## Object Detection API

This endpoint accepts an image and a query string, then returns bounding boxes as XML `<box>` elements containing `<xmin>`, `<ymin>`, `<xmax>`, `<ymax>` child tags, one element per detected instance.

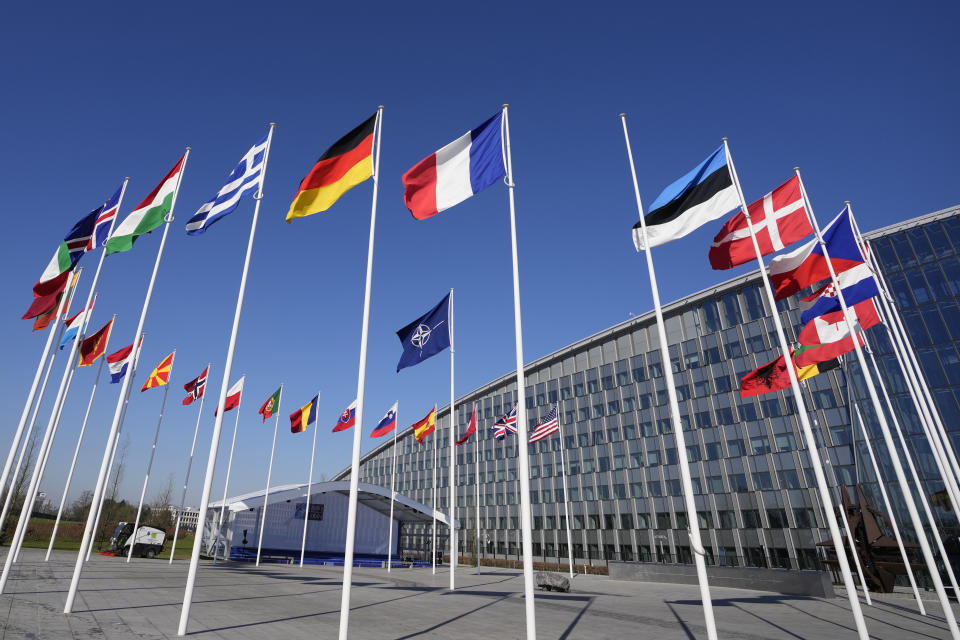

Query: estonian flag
<box><xmin>633</xmin><ymin>145</ymin><xmax>739</xmax><ymax>250</ymax></box>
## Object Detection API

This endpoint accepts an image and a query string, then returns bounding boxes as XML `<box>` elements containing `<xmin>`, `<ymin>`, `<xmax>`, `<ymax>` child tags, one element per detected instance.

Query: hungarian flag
<box><xmin>291</xmin><ymin>395</ymin><xmax>319</xmax><ymax>433</ymax></box>
<box><xmin>708</xmin><ymin>175</ymin><xmax>813</xmax><ymax>270</ymax></box>
<box><xmin>259</xmin><ymin>387</ymin><xmax>282</xmax><ymax>422</ymax></box>
<box><xmin>78</xmin><ymin>318</ymin><xmax>114</xmax><ymax>367</ymax></box>
<box><xmin>285</xmin><ymin>114</ymin><xmax>376</xmax><ymax>222</ymax></box>
<box><xmin>215</xmin><ymin>377</ymin><xmax>244</xmax><ymax>415</ymax></box>
<box><xmin>141</xmin><ymin>351</ymin><xmax>175</xmax><ymax>392</ymax></box>
<box><xmin>182</xmin><ymin>366</ymin><xmax>209</xmax><ymax>406</ymax></box>
<box><xmin>413</xmin><ymin>406</ymin><xmax>436</xmax><ymax>444</ymax></box>
<box><xmin>333</xmin><ymin>400</ymin><xmax>357</xmax><ymax>432</ymax></box>
<box><xmin>107</xmin><ymin>154</ymin><xmax>186</xmax><ymax>255</ymax></box>
<box><xmin>370</xmin><ymin>403</ymin><xmax>398</xmax><ymax>438</ymax></box>
<box><xmin>455</xmin><ymin>406</ymin><xmax>478</xmax><ymax>446</ymax></box>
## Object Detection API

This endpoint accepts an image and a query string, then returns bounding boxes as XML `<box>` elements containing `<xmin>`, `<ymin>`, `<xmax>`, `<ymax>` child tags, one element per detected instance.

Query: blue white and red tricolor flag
<box><xmin>491</xmin><ymin>405</ymin><xmax>518</xmax><ymax>441</ymax></box>
<box><xmin>59</xmin><ymin>301</ymin><xmax>95</xmax><ymax>349</ymax></box>
<box><xmin>529</xmin><ymin>405</ymin><xmax>559</xmax><ymax>444</ymax></box>
<box><xmin>107</xmin><ymin>336</ymin><xmax>142</xmax><ymax>384</ymax></box>
<box><xmin>88</xmin><ymin>184</ymin><xmax>124</xmax><ymax>251</ymax></box>
<box><xmin>402</xmin><ymin>113</ymin><xmax>506</xmax><ymax>220</ymax></box>
<box><xmin>370</xmin><ymin>402</ymin><xmax>398</xmax><ymax>438</ymax></box>
<box><xmin>333</xmin><ymin>400</ymin><xmax>357</xmax><ymax>432</ymax></box>
<box><xmin>798</xmin><ymin>263</ymin><xmax>881</xmax><ymax>325</ymax></box>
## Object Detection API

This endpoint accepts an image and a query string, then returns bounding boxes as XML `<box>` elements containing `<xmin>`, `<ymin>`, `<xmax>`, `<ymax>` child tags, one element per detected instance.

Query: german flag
<box><xmin>413</xmin><ymin>406</ymin><xmax>436</xmax><ymax>444</ymax></box>
<box><xmin>141</xmin><ymin>351</ymin><xmax>175</xmax><ymax>392</ymax></box>
<box><xmin>286</xmin><ymin>113</ymin><xmax>377</xmax><ymax>222</ymax></box>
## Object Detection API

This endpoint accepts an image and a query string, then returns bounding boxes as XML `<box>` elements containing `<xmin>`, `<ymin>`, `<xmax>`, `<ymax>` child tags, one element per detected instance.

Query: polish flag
<box><xmin>402</xmin><ymin>113</ymin><xmax>506</xmax><ymax>220</ymax></box>
<box><xmin>216</xmin><ymin>377</ymin><xmax>244</xmax><ymax>415</ymax></box>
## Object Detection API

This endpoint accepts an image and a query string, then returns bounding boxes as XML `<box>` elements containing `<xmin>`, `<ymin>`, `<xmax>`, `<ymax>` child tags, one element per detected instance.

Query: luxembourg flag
<box><xmin>402</xmin><ymin>112</ymin><xmax>506</xmax><ymax>220</ymax></box>
<box><xmin>333</xmin><ymin>400</ymin><xmax>357</xmax><ymax>432</ymax></box>
<box><xmin>59</xmin><ymin>302</ymin><xmax>94</xmax><ymax>349</ymax></box>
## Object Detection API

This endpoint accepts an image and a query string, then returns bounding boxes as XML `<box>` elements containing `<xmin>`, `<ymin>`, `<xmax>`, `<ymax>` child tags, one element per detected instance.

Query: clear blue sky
<box><xmin>1</xmin><ymin>1</ymin><xmax>957</xmax><ymax>511</ymax></box>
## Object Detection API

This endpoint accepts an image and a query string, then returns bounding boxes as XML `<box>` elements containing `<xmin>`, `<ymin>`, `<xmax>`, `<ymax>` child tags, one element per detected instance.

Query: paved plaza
<box><xmin>0</xmin><ymin>548</ymin><xmax>956</xmax><ymax>639</ymax></box>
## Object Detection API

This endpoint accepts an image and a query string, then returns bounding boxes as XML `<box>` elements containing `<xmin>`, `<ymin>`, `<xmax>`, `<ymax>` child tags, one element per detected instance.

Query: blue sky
<box><xmin>1</xmin><ymin>1</ymin><xmax>957</xmax><ymax>511</ymax></box>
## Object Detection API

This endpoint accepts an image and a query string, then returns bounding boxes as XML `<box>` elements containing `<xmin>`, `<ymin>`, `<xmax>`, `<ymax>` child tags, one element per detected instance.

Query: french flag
<box><xmin>333</xmin><ymin>400</ymin><xmax>357</xmax><ymax>432</ymax></box>
<box><xmin>402</xmin><ymin>113</ymin><xmax>506</xmax><ymax>220</ymax></box>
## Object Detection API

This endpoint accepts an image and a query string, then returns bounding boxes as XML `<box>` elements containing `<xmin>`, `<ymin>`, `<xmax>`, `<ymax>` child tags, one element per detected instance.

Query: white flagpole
<box><xmin>432</xmin><ymin>406</ymin><xmax>438</xmax><ymax>575</ymax></box>
<box><xmin>127</xmin><ymin>351</ymin><xmax>176</xmax><ymax>562</ymax></box>
<box><xmin>46</xmin><ymin>316</ymin><xmax>116</xmax><ymax>561</ymax></box>
<box><xmin>299</xmin><ymin>391</ymin><xmax>320</xmax><ymax>568</ymax></box>
<box><xmin>178</xmin><ymin>123</ymin><xmax>276</xmax><ymax>635</ymax></box>
<box><xmin>215</xmin><ymin>387</ymin><xmax>245</xmax><ymax>559</ymax></box>
<box><xmin>794</xmin><ymin>173</ymin><xmax>959</xmax><ymax>637</ymax></box>
<box><xmin>387</xmin><ymin>404</ymin><xmax>398</xmax><ymax>572</ymax></box>
<box><xmin>474</xmin><ymin>403</ymin><xmax>481</xmax><ymax>574</ymax></box>
<box><xmin>448</xmin><ymin>289</ymin><xmax>457</xmax><ymax>589</ymax></box>
<box><xmin>502</xmin><ymin>105</ymin><xmax>537</xmax><ymax>640</ymax></box>
<box><xmin>338</xmin><ymin>106</ymin><xmax>383</xmax><ymax>640</ymax></box>
<box><xmin>619</xmin><ymin>115</ymin><xmax>716</xmax><ymax>639</ymax></box>
<box><xmin>557</xmin><ymin>407</ymin><xmax>574</xmax><ymax>579</ymax></box>
<box><xmin>256</xmin><ymin>385</ymin><xmax>283</xmax><ymax>567</ymax></box>
<box><xmin>168</xmin><ymin>363</ymin><xmax>212</xmax><ymax>565</ymax></box>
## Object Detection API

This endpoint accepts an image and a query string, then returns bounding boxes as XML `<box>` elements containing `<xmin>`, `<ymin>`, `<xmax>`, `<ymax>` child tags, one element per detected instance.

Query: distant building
<box><xmin>169</xmin><ymin>505</ymin><xmax>200</xmax><ymax>532</ymax></box>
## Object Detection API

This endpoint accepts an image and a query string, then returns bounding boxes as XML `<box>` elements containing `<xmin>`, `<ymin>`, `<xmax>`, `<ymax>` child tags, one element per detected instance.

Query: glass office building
<box><xmin>334</xmin><ymin>203</ymin><xmax>960</xmax><ymax>570</ymax></box>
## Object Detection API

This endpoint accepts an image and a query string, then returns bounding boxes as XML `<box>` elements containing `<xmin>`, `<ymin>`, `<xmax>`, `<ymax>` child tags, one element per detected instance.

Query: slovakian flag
<box><xmin>291</xmin><ymin>395</ymin><xmax>319</xmax><ymax>433</ymax></box>
<box><xmin>333</xmin><ymin>400</ymin><xmax>357</xmax><ymax>433</ymax></box>
<box><xmin>215</xmin><ymin>377</ymin><xmax>244</xmax><ymax>415</ymax></box>
<box><xmin>633</xmin><ymin>145</ymin><xmax>740</xmax><ymax>251</ymax></box>
<box><xmin>402</xmin><ymin>113</ymin><xmax>505</xmax><ymax>221</ymax></box>
<box><xmin>286</xmin><ymin>114</ymin><xmax>376</xmax><ymax>222</ymax></box>
<box><xmin>396</xmin><ymin>293</ymin><xmax>451</xmax><ymax>372</ymax></box>
<box><xmin>529</xmin><ymin>404</ymin><xmax>559</xmax><ymax>444</ymax></box>
<box><xmin>455</xmin><ymin>406</ymin><xmax>478</xmax><ymax>446</ymax></box>
<box><xmin>88</xmin><ymin>184</ymin><xmax>124</xmax><ymax>251</ymax></box>
<box><xmin>141</xmin><ymin>351</ymin><xmax>175</xmax><ymax>392</ymax></box>
<box><xmin>768</xmin><ymin>206</ymin><xmax>865</xmax><ymax>300</ymax></box>
<box><xmin>259</xmin><ymin>387</ymin><xmax>282</xmax><ymax>422</ymax></box>
<box><xmin>107</xmin><ymin>337</ymin><xmax>142</xmax><ymax>383</ymax></box>
<box><xmin>370</xmin><ymin>402</ymin><xmax>398</xmax><ymax>438</ymax></box>
<box><xmin>412</xmin><ymin>406</ymin><xmax>437</xmax><ymax>444</ymax></box>
<box><xmin>798</xmin><ymin>261</ymin><xmax>881</xmax><ymax>325</ymax></box>
<box><xmin>182</xmin><ymin>367</ymin><xmax>209</xmax><ymax>406</ymax></box>
<box><xmin>78</xmin><ymin>318</ymin><xmax>113</xmax><ymax>367</ymax></box>
<box><xmin>708</xmin><ymin>175</ymin><xmax>813</xmax><ymax>270</ymax></box>
<box><xmin>492</xmin><ymin>405</ymin><xmax>518</xmax><ymax>440</ymax></box>
<box><xmin>798</xmin><ymin>298</ymin><xmax>881</xmax><ymax>347</ymax></box>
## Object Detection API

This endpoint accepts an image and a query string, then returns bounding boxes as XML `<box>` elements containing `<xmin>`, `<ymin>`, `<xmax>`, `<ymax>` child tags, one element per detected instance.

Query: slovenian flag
<box><xmin>370</xmin><ymin>402</ymin><xmax>398</xmax><ymax>438</ymax></box>
<box><xmin>333</xmin><ymin>400</ymin><xmax>357</xmax><ymax>433</ymax></box>
<box><xmin>402</xmin><ymin>113</ymin><xmax>505</xmax><ymax>220</ymax></box>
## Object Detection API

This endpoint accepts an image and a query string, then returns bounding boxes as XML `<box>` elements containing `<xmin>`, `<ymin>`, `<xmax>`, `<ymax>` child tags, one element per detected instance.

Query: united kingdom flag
<box><xmin>491</xmin><ymin>405</ymin><xmax>518</xmax><ymax>441</ymax></box>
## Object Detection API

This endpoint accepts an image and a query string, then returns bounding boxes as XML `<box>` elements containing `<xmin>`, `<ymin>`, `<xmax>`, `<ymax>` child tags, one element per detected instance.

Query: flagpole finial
<box><xmin>845</xmin><ymin>200</ymin><xmax>851</xmax><ymax>205</ymax></box>
<box><xmin>721</xmin><ymin>137</ymin><xmax>728</xmax><ymax>142</ymax></box>
<box><xmin>378</xmin><ymin>105</ymin><xmax>385</xmax><ymax>111</ymax></box>
<box><xmin>618</xmin><ymin>113</ymin><xmax>627</xmax><ymax>119</ymax></box>
<box><xmin>793</xmin><ymin>166</ymin><xmax>800</xmax><ymax>172</ymax></box>
<box><xmin>185</xmin><ymin>146</ymin><xmax>192</xmax><ymax>151</ymax></box>
<box><xmin>502</xmin><ymin>103</ymin><xmax>509</xmax><ymax>109</ymax></box>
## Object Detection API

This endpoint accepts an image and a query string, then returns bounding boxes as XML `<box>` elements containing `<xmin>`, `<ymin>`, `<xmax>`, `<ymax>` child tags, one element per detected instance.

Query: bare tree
<box><xmin>149</xmin><ymin>473</ymin><xmax>175</xmax><ymax>530</ymax></box>
<box><xmin>1</xmin><ymin>429</ymin><xmax>40</xmax><ymax>541</ymax></box>
<box><xmin>96</xmin><ymin>435</ymin><xmax>130</xmax><ymax>550</ymax></box>
<box><xmin>66</xmin><ymin>490</ymin><xmax>94</xmax><ymax>522</ymax></box>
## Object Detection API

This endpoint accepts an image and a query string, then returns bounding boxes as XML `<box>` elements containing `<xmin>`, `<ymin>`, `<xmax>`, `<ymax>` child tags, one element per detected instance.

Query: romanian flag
<box><xmin>290</xmin><ymin>395</ymin><xmax>318</xmax><ymax>434</ymax></box>
<box><xmin>141</xmin><ymin>351</ymin><xmax>175</xmax><ymax>392</ymax></box>
<box><xmin>412</xmin><ymin>406</ymin><xmax>436</xmax><ymax>444</ymax></box>
<box><xmin>285</xmin><ymin>113</ymin><xmax>377</xmax><ymax>222</ymax></box>
<box><xmin>78</xmin><ymin>318</ymin><xmax>114</xmax><ymax>367</ymax></box>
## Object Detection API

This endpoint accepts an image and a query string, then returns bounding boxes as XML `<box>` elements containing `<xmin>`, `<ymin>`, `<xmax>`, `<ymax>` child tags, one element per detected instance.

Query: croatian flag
<box><xmin>798</xmin><ymin>262</ymin><xmax>881</xmax><ymax>324</ymax></box>
<box><xmin>370</xmin><ymin>402</ymin><xmax>398</xmax><ymax>438</ymax></box>
<box><xmin>402</xmin><ymin>113</ymin><xmax>505</xmax><ymax>220</ymax></box>
<box><xmin>333</xmin><ymin>400</ymin><xmax>357</xmax><ymax>432</ymax></box>
<box><xmin>88</xmin><ymin>184</ymin><xmax>124</xmax><ymax>251</ymax></box>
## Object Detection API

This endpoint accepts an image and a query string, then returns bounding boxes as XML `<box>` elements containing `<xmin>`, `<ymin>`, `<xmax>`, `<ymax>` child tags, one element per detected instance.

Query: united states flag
<box><xmin>87</xmin><ymin>184</ymin><xmax>124</xmax><ymax>251</ymax></box>
<box><xmin>529</xmin><ymin>404</ymin><xmax>559</xmax><ymax>444</ymax></box>
<box><xmin>491</xmin><ymin>405</ymin><xmax>518</xmax><ymax>441</ymax></box>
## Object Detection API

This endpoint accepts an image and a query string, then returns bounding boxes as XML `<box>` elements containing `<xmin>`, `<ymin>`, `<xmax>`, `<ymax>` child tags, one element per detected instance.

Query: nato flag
<box><xmin>396</xmin><ymin>293</ymin><xmax>451</xmax><ymax>372</ymax></box>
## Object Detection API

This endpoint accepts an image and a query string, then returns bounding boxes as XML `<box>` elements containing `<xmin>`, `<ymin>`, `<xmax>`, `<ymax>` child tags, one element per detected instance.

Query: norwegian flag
<box><xmin>709</xmin><ymin>175</ymin><xmax>813</xmax><ymax>270</ymax></box>
<box><xmin>491</xmin><ymin>405</ymin><xmax>518</xmax><ymax>441</ymax></box>
<box><xmin>182</xmin><ymin>366</ymin><xmax>209</xmax><ymax>406</ymax></box>
<box><xmin>529</xmin><ymin>404</ymin><xmax>559</xmax><ymax>444</ymax></box>
<box><xmin>87</xmin><ymin>184</ymin><xmax>124</xmax><ymax>251</ymax></box>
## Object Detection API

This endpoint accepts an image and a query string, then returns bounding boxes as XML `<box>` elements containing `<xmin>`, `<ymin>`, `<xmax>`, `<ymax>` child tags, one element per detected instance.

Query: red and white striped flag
<box><xmin>529</xmin><ymin>404</ymin><xmax>559</xmax><ymax>444</ymax></box>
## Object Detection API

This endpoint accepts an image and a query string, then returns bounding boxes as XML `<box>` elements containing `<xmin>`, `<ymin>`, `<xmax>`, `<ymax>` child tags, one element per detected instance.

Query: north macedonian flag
<box><xmin>285</xmin><ymin>113</ymin><xmax>377</xmax><ymax>222</ymax></box>
<box><xmin>141</xmin><ymin>351</ymin><xmax>175</xmax><ymax>392</ymax></box>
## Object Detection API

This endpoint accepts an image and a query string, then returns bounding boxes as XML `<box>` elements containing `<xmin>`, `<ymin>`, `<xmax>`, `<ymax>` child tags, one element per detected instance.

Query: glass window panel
<box><xmin>927</xmin><ymin>222</ymin><xmax>955</xmax><ymax>258</ymax></box>
<box><xmin>903</xmin><ymin>310</ymin><xmax>931</xmax><ymax>346</ymax></box>
<box><xmin>743</xmin><ymin>286</ymin><xmax>766</xmax><ymax>320</ymax></box>
<box><xmin>906</xmin><ymin>269</ymin><xmax>932</xmax><ymax>305</ymax></box>
<box><xmin>907</xmin><ymin>227</ymin><xmax>934</xmax><ymax>263</ymax></box>
<box><xmin>702</xmin><ymin>300</ymin><xmax>722</xmax><ymax>333</ymax></box>
<box><xmin>942</xmin><ymin>258</ymin><xmax>960</xmax><ymax>296</ymax></box>
<box><xmin>941</xmin><ymin>302</ymin><xmax>960</xmax><ymax>341</ymax></box>
<box><xmin>923</xmin><ymin>264</ymin><xmax>951</xmax><ymax>300</ymax></box>
<box><xmin>887</xmin><ymin>272</ymin><xmax>914</xmax><ymax>308</ymax></box>
<box><xmin>936</xmin><ymin>344</ymin><xmax>960</xmax><ymax>385</ymax></box>
<box><xmin>923</xmin><ymin>307</ymin><xmax>950</xmax><ymax>344</ymax></box>
<box><xmin>891</xmin><ymin>232</ymin><xmax>918</xmax><ymax>268</ymax></box>
<box><xmin>721</xmin><ymin>293</ymin><xmax>743</xmax><ymax>326</ymax></box>
<box><xmin>873</xmin><ymin>236</ymin><xmax>900</xmax><ymax>268</ymax></box>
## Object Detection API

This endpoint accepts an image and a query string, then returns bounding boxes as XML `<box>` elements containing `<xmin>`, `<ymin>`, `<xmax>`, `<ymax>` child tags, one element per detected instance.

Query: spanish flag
<box><xmin>285</xmin><ymin>113</ymin><xmax>377</xmax><ymax>222</ymax></box>
<box><xmin>290</xmin><ymin>395</ymin><xmax>318</xmax><ymax>434</ymax></box>
<box><xmin>413</xmin><ymin>406</ymin><xmax>436</xmax><ymax>444</ymax></box>
<box><xmin>141</xmin><ymin>351</ymin><xmax>175</xmax><ymax>392</ymax></box>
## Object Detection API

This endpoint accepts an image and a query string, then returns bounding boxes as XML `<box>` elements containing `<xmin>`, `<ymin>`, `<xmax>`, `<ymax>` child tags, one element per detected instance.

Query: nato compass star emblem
<box><xmin>411</xmin><ymin>320</ymin><xmax>445</xmax><ymax>354</ymax></box>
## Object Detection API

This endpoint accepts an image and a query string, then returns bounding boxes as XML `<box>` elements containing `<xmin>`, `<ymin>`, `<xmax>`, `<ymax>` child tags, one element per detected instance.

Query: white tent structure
<box><xmin>204</xmin><ymin>481</ymin><xmax>454</xmax><ymax>563</ymax></box>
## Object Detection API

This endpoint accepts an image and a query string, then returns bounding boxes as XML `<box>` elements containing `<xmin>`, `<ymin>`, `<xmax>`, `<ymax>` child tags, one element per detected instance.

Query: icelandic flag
<box><xmin>333</xmin><ymin>400</ymin><xmax>357</xmax><ymax>432</ymax></box>
<box><xmin>491</xmin><ymin>405</ymin><xmax>518</xmax><ymax>441</ymax></box>
<box><xmin>59</xmin><ymin>303</ymin><xmax>94</xmax><ymax>349</ymax></box>
<box><xmin>799</xmin><ymin>262</ymin><xmax>881</xmax><ymax>324</ymax></box>
<box><xmin>402</xmin><ymin>113</ymin><xmax>505</xmax><ymax>220</ymax></box>
<box><xmin>768</xmin><ymin>206</ymin><xmax>865</xmax><ymax>300</ymax></box>
<box><xmin>186</xmin><ymin>133</ymin><xmax>268</xmax><ymax>235</ymax></box>
<box><xmin>396</xmin><ymin>293</ymin><xmax>451</xmax><ymax>372</ymax></box>
<box><xmin>370</xmin><ymin>402</ymin><xmax>398</xmax><ymax>438</ymax></box>
<box><xmin>107</xmin><ymin>343</ymin><xmax>135</xmax><ymax>383</ymax></box>
<box><xmin>87</xmin><ymin>184</ymin><xmax>124</xmax><ymax>251</ymax></box>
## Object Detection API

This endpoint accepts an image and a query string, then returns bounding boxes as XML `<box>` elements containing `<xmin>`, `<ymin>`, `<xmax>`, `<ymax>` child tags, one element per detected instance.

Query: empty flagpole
<box><xmin>127</xmin><ymin>351</ymin><xmax>176</xmax><ymax>562</ymax></box>
<box><xmin>179</xmin><ymin>123</ymin><xmax>275</xmax><ymax>636</ymax></box>
<box><xmin>501</xmin><ymin>104</ymin><xmax>538</xmax><ymax>640</ymax></box>
<box><xmin>557</xmin><ymin>406</ymin><xmax>574</xmax><ymax>578</ymax></box>
<box><xmin>299</xmin><ymin>390</ymin><xmax>320</xmax><ymax>568</ymax></box>
<box><xmin>794</xmin><ymin>172</ymin><xmax>959</xmax><ymax>637</ymax></box>
<box><xmin>432</xmin><ymin>406</ymin><xmax>438</xmax><ymax>575</ymax></box>
<box><xmin>721</xmin><ymin>141</ymin><xmax>870</xmax><ymax>638</ymax></box>
<box><xmin>47</xmin><ymin>316</ymin><xmax>117</xmax><ymax>561</ymax></box>
<box><xmin>619</xmin><ymin>115</ymin><xmax>716</xmax><ymax>639</ymax></box>
<box><xmin>448</xmin><ymin>289</ymin><xmax>457</xmax><ymax>590</ymax></box>
<box><xmin>387</xmin><ymin>403</ymin><xmax>398</xmax><ymax>572</ymax></box>
<box><xmin>215</xmin><ymin>385</ymin><xmax>245</xmax><ymax>560</ymax></box>
<box><xmin>256</xmin><ymin>384</ymin><xmax>283</xmax><ymax>567</ymax></box>
<box><xmin>169</xmin><ymin>363</ymin><xmax>212</xmax><ymax>564</ymax></box>
<box><xmin>338</xmin><ymin>105</ymin><xmax>383</xmax><ymax>640</ymax></box>
<box><xmin>475</xmin><ymin>402</ymin><xmax>481</xmax><ymax>574</ymax></box>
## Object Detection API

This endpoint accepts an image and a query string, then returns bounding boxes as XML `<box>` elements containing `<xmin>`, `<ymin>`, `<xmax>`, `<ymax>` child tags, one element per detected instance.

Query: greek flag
<box><xmin>186</xmin><ymin>133</ymin><xmax>268</xmax><ymax>235</ymax></box>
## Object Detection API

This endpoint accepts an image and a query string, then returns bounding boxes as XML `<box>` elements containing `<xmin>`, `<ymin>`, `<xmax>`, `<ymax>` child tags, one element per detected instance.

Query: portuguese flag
<box><xmin>285</xmin><ymin>113</ymin><xmax>377</xmax><ymax>222</ymax></box>
<box><xmin>106</xmin><ymin>154</ymin><xmax>186</xmax><ymax>255</ymax></box>
<box><xmin>259</xmin><ymin>387</ymin><xmax>282</xmax><ymax>422</ymax></box>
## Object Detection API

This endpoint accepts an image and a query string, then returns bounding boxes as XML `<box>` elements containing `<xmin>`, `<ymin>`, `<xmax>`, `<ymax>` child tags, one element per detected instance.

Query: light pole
<box><xmin>656</xmin><ymin>534</ymin><xmax>668</xmax><ymax>563</ymax></box>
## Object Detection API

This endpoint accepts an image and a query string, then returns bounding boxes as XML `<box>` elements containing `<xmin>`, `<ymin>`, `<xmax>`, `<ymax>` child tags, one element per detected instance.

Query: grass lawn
<box><xmin>12</xmin><ymin>518</ymin><xmax>197</xmax><ymax>561</ymax></box>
